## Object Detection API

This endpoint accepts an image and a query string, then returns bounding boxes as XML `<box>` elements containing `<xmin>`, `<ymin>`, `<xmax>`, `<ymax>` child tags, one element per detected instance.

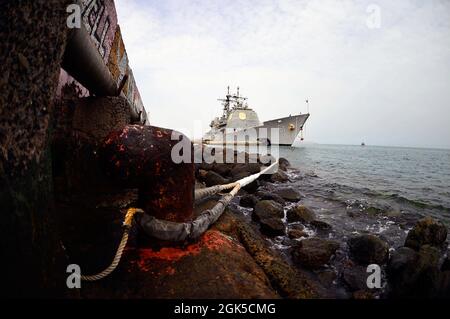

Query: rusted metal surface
<box><xmin>101</xmin><ymin>125</ymin><xmax>194</xmax><ymax>223</ymax></box>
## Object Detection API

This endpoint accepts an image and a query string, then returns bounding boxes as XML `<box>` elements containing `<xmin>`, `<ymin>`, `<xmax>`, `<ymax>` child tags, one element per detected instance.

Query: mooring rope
<box><xmin>80</xmin><ymin>208</ymin><xmax>144</xmax><ymax>281</ymax></box>
<box><xmin>195</xmin><ymin>161</ymin><xmax>278</xmax><ymax>200</ymax></box>
<box><xmin>80</xmin><ymin>161</ymin><xmax>278</xmax><ymax>281</ymax></box>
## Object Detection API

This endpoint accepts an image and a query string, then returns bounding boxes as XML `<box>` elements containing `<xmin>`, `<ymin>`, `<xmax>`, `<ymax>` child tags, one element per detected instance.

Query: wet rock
<box><xmin>290</xmin><ymin>224</ymin><xmax>305</xmax><ymax>231</ymax></box>
<box><xmin>288</xmin><ymin>229</ymin><xmax>309</xmax><ymax>239</ymax></box>
<box><xmin>270</xmin><ymin>170</ymin><xmax>289</xmax><ymax>183</ymax></box>
<box><xmin>255</xmin><ymin>190</ymin><xmax>286</xmax><ymax>205</ymax></box>
<box><xmin>441</xmin><ymin>251</ymin><xmax>450</xmax><ymax>272</ymax></box>
<box><xmin>342</xmin><ymin>264</ymin><xmax>371</xmax><ymax>292</ymax></box>
<box><xmin>198</xmin><ymin>169</ymin><xmax>230</xmax><ymax>187</ymax></box>
<box><xmin>81</xmin><ymin>230</ymin><xmax>279</xmax><ymax>298</ymax></box>
<box><xmin>292</xmin><ymin>238</ymin><xmax>340</xmax><ymax>269</ymax></box>
<box><xmin>387</xmin><ymin>245</ymin><xmax>441</xmax><ymax>298</ymax></box>
<box><xmin>404</xmin><ymin>217</ymin><xmax>448</xmax><ymax>250</ymax></box>
<box><xmin>310</xmin><ymin>220</ymin><xmax>332</xmax><ymax>231</ymax></box>
<box><xmin>253</xmin><ymin>200</ymin><xmax>284</xmax><ymax>221</ymax></box>
<box><xmin>278</xmin><ymin>157</ymin><xmax>291</xmax><ymax>171</ymax></box>
<box><xmin>259</xmin><ymin>218</ymin><xmax>285</xmax><ymax>237</ymax></box>
<box><xmin>287</xmin><ymin>205</ymin><xmax>316</xmax><ymax>223</ymax></box>
<box><xmin>235</xmin><ymin>214</ymin><xmax>321</xmax><ymax>298</ymax></box>
<box><xmin>437</xmin><ymin>271</ymin><xmax>450</xmax><ymax>297</ymax></box>
<box><xmin>239</xmin><ymin>194</ymin><xmax>259</xmax><ymax>209</ymax></box>
<box><xmin>348</xmin><ymin>234</ymin><xmax>389</xmax><ymax>265</ymax></box>
<box><xmin>212</xmin><ymin>163</ymin><xmax>232</xmax><ymax>177</ymax></box>
<box><xmin>273</xmin><ymin>186</ymin><xmax>303</xmax><ymax>202</ymax></box>
<box><xmin>317</xmin><ymin>270</ymin><xmax>337</xmax><ymax>288</ymax></box>
<box><xmin>230</xmin><ymin>163</ymin><xmax>261</xmax><ymax>177</ymax></box>
<box><xmin>353</xmin><ymin>290</ymin><xmax>374</xmax><ymax>299</ymax></box>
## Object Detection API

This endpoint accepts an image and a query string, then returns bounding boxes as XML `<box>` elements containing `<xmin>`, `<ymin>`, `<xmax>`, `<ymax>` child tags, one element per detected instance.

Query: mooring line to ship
<box><xmin>80</xmin><ymin>161</ymin><xmax>278</xmax><ymax>281</ymax></box>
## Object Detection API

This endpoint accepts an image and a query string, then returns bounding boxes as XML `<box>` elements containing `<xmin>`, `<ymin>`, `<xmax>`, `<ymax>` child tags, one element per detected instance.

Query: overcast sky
<box><xmin>116</xmin><ymin>0</ymin><xmax>450</xmax><ymax>149</ymax></box>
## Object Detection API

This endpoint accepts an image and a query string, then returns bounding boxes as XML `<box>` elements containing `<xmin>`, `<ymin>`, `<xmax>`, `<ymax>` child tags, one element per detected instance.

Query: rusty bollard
<box><xmin>100</xmin><ymin>125</ymin><xmax>194</xmax><ymax>223</ymax></box>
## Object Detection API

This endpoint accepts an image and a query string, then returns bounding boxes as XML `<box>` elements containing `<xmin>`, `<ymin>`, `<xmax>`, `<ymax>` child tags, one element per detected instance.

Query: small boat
<box><xmin>361</xmin><ymin>142</ymin><xmax>366</xmax><ymax>146</ymax></box>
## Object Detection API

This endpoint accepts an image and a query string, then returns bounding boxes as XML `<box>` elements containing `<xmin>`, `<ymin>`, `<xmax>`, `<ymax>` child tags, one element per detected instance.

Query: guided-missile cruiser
<box><xmin>203</xmin><ymin>87</ymin><xmax>310</xmax><ymax>146</ymax></box>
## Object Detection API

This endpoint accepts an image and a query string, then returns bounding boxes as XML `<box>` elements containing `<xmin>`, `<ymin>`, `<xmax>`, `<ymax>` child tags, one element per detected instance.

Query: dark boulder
<box><xmin>259</xmin><ymin>218</ymin><xmax>285</xmax><ymax>237</ymax></box>
<box><xmin>230</xmin><ymin>163</ymin><xmax>261</xmax><ymax>177</ymax></box>
<box><xmin>348</xmin><ymin>234</ymin><xmax>390</xmax><ymax>265</ymax></box>
<box><xmin>288</xmin><ymin>229</ymin><xmax>309</xmax><ymax>239</ymax></box>
<box><xmin>353</xmin><ymin>290</ymin><xmax>374</xmax><ymax>299</ymax></box>
<box><xmin>437</xmin><ymin>271</ymin><xmax>450</xmax><ymax>297</ymax></box>
<box><xmin>255</xmin><ymin>190</ymin><xmax>286</xmax><ymax>205</ymax></box>
<box><xmin>199</xmin><ymin>170</ymin><xmax>230</xmax><ymax>187</ymax></box>
<box><xmin>310</xmin><ymin>220</ymin><xmax>332</xmax><ymax>231</ymax></box>
<box><xmin>273</xmin><ymin>186</ymin><xmax>303</xmax><ymax>202</ymax></box>
<box><xmin>342</xmin><ymin>264</ymin><xmax>373</xmax><ymax>292</ymax></box>
<box><xmin>253</xmin><ymin>200</ymin><xmax>284</xmax><ymax>221</ymax></box>
<box><xmin>387</xmin><ymin>245</ymin><xmax>441</xmax><ymax>298</ymax></box>
<box><xmin>239</xmin><ymin>194</ymin><xmax>259</xmax><ymax>209</ymax></box>
<box><xmin>270</xmin><ymin>170</ymin><xmax>289</xmax><ymax>183</ymax></box>
<box><xmin>441</xmin><ymin>250</ymin><xmax>450</xmax><ymax>272</ymax></box>
<box><xmin>287</xmin><ymin>205</ymin><xmax>316</xmax><ymax>223</ymax></box>
<box><xmin>292</xmin><ymin>238</ymin><xmax>340</xmax><ymax>269</ymax></box>
<box><xmin>404</xmin><ymin>217</ymin><xmax>447</xmax><ymax>250</ymax></box>
<box><xmin>212</xmin><ymin>163</ymin><xmax>232</xmax><ymax>177</ymax></box>
<box><xmin>278</xmin><ymin>157</ymin><xmax>291</xmax><ymax>171</ymax></box>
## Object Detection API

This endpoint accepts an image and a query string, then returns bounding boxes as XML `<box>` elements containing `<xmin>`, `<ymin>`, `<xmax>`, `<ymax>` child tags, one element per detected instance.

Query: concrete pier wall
<box><xmin>57</xmin><ymin>0</ymin><xmax>147</xmax><ymax>124</ymax></box>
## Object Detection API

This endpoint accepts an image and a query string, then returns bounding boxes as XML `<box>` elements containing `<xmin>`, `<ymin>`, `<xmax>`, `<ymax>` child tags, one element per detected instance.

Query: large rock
<box><xmin>270</xmin><ymin>170</ymin><xmax>289</xmax><ymax>183</ymax></box>
<box><xmin>287</xmin><ymin>205</ymin><xmax>316</xmax><ymax>223</ymax></box>
<box><xmin>259</xmin><ymin>218</ymin><xmax>285</xmax><ymax>237</ymax></box>
<box><xmin>278</xmin><ymin>157</ymin><xmax>291</xmax><ymax>171</ymax></box>
<box><xmin>273</xmin><ymin>186</ymin><xmax>303</xmax><ymax>202</ymax></box>
<box><xmin>211</xmin><ymin>163</ymin><xmax>232</xmax><ymax>177</ymax></box>
<box><xmin>404</xmin><ymin>217</ymin><xmax>447</xmax><ymax>250</ymax></box>
<box><xmin>348</xmin><ymin>235</ymin><xmax>389</xmax><ymax>265</ymax></box>
<box><xmin>288</xmin><ymin>229</ymin><xmax>309</xmax><ymax>239</ymax></box>
<box><xmin>342</xmin><ymin>264</ymin><xmax>372</xmax><ymax>292</ymax></box>
<box><xmin>230</xmin><ymin>163</ymin><xmax>262</xmax><ymax>177</ymax></box>
<box><xmin>437</xmin><ymin>271</ymin><xmax>450</xmax><ymax>297</ymax></box>
<box><xmin>80</xmin><ymin>230</ymin><xmax>279</xmax><ymax>298</ymax></box>
<box><xmin>239</xmin><ymin>194</ymin><xmax>259</xmax><ymax>209</ymax></box>
<box><xmin>255</xmin><ymin>190</ymin><xmax>286</xmax><ymax>205</ymax></box>
<box><xmin>387</xmin><ymin>245</ymin><xmax>441</xmax><ymax>298</ymax></box>
<box><xmin>292</xmin><ymin>238</ymin><xmax>340</xmax><ymax>269</ymax></box>
<box><xmin>199</xmin><ymin>170</ymin><xmax>230</xmax><ymax>187</ymax></box>
<box><xmin>310</xmin><ymin>220</ymin><xmax>332</xmax><ymax>231</ymax></box>
<box><xmin>253</xmin><ymin>200</ymin><xmax>284</xmax><ymax>222</ymax></box>
<box><xmin>441</xmin><ymin>250</ymin><xmax>450</xmax><ymax>272</ymax></box>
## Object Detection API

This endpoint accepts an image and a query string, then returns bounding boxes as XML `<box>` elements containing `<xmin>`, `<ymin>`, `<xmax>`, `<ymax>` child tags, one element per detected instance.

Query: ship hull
<box><xmin>204</xmin><ymin>114</ymin><xmax>309</xmax><ymax>147</ymax></box>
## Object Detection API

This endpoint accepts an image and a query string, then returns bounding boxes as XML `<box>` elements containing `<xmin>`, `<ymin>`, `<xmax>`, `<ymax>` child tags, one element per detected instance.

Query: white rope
<box><xmin>195</xmin><ymin>161</ymin><xmax>278</xmax><ymax>200</ymax></box>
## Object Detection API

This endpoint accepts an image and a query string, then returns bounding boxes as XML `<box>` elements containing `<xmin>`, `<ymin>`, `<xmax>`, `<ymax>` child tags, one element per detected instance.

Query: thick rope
<box><xmin>195</xmin><ymin>161</ymin><xmax>278</xmax><ymax>200</ymax></box>
<box><xmin>81</xmin><ymin>208</ymin><xmax>144</xmax><ymax>281</ymax></box>
<box><xmin>80</xmin><ymin>161</ymin><xmax>278</xmax><ymax>281</ymax></box>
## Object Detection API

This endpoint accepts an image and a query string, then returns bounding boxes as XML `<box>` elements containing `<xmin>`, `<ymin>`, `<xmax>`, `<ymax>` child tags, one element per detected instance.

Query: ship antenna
<box><xmin>306</xmin><ymin>99</ymin><xmax>310</xmax><ymax>114</ymax></box>
<box><xmin>237</xmin><ymin>86</ymin><xmax>240</xmax><ymax>97</ymax></box>
<box><xmin>227</xmin><ymin>86</ymin><xmax>230</xmax><ymax>95</ymax></box>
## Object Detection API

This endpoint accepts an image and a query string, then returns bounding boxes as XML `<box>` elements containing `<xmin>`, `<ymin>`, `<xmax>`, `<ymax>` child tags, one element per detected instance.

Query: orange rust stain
<box><xmin>132</xmin><ymin>230</ymin><xmax>236</xmax><ymax>265</ymax></box>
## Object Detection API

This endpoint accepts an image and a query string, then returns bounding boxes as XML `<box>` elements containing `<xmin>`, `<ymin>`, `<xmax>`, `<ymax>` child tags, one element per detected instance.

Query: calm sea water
<box><xmin>275</xmin><ymin>144</ymin><xmax>450</xmax><ymax>245</ymax></box>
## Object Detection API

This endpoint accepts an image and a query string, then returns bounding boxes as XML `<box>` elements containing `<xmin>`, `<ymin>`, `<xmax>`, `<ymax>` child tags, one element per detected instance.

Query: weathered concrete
<box><xmin>0</xmin><ymin>0</ymin><xmax>72</xmax><ymax>298</ymax></box>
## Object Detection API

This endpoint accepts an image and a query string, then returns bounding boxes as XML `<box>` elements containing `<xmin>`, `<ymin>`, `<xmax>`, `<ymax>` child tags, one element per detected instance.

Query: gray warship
<box><xmin>203</xmin><ymin>87</ymin><xmax>310</xmax><ymax>146</ymax></box>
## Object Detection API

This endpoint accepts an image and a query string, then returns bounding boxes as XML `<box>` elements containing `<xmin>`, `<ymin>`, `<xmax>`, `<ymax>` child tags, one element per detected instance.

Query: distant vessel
<box><xmin>203</xmin><ymin>87</ymin><xmax>310</xmax><ymax>146</ymax></box>
<box><xmin>361</xmin><ymin>142</ymin><xmax>366</xmax><ymax>146</ymax></box>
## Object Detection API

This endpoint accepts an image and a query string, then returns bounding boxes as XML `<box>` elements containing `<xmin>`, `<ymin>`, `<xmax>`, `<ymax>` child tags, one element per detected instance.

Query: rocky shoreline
<box><xmin>195</xmin><ymin>149</ymin><xmax>450</xmax><ymax>298</ymax></box>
